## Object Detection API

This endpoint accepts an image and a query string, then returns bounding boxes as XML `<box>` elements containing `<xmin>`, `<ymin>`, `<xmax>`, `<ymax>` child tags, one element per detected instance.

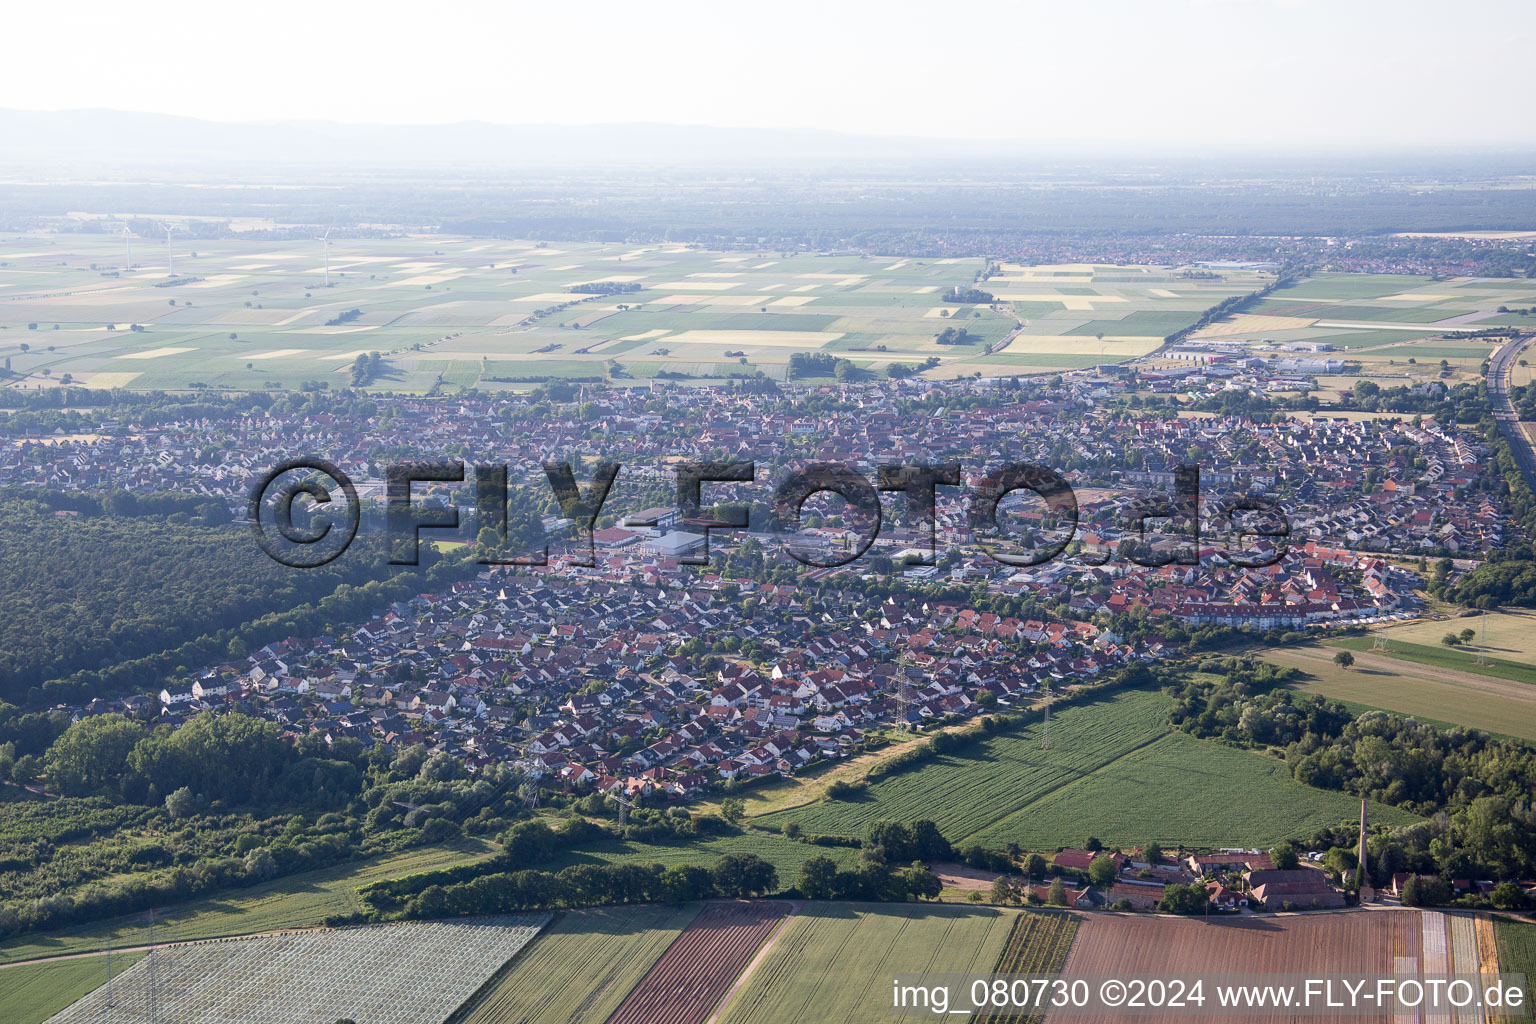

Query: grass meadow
<box><xmin>0</xmin><ymin>839</ymin><xmax>497</xmax><ymax>964</ymax></box>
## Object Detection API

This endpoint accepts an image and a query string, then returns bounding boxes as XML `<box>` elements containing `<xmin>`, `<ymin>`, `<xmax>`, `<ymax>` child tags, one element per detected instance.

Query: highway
<box><xmin>1488</xmin><ymin>332</ymin><xmax>1536</xmax><ymax>493</ymax></box>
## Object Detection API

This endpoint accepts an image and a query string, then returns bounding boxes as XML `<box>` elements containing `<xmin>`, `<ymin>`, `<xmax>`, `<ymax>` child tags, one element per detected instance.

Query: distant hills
<box><xmin>0</xmin><ymin>108</ymin><xmax>1018</xmax><ymax>170</ymax></box>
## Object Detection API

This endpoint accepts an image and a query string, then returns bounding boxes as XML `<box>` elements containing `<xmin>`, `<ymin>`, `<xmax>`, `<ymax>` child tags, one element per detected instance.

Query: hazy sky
<box><xmin>6</xmin><ymin>0</ymin><xmax>1532</xmax><ymax>146</ymax></box>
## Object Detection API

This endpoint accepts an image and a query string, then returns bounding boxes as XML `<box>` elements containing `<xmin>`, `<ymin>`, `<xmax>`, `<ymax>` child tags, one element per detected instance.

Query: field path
<box><xmin>0</xmin><ymin>926</ymin><xmax>330</xmax><ymax>970</ymax></box>
<box><xmin>1278</xmin><ymin>644</ymin><xmax>1535</xmax><ymax>703</ymax></box>
<box><xmin>703</xmin><ymin>900</ymin><xmax>799</xmax><ymax>1024</ymax></box>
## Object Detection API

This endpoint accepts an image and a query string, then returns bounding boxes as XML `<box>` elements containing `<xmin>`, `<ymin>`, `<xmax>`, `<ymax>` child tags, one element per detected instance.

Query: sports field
<box><xmin>0</xmin><ymin>237</ymin><xmax>1267</xmax><ymax>390</ymax></box>
<box><xmin>716</xmin><ymin>903</ymin><xmax>1018</xmax><ymax>1024</ymax></box>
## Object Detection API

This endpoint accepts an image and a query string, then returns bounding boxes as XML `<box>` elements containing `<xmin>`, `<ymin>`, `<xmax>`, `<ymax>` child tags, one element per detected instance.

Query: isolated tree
<box><xmin>1442</xmin><ymin>633</ymin><xmax>1462</xmax><ymax>648</ymax></box>
<box><xmin>1087</xmin><ymin>853</ymin><xmax>1118</xmax><ymax>888</ymax></box>
<box><xmin>1270</xmin><ymin>842</ymin><xmax>1300</xmax><ymax>871</ymax></box>
<box><xmin>1459</xmin><ymin>628</ymin><xmax>1476</xmax><ymax>645</ymax></box>
<box><xmin>1046</xmin><ymin>877</ymin><xmax>1069</xmax><ymax>906</ymax></box>
<box><xmin>1333</xmin><ymin>650</ymin><xmax>1355</xmax><ymax>669</ymax></box>
<box><xmin>720</xmin><ymin>796</ymin><xmax>746</xmax><ymax>824</ymax></box>
<box><xmin>1025</xmin><ymin>854</ymin><xmax>1047</xmax><ymax>881</ymax></box>
<box><xmin>1142</xmin><ymin>842</ymin><xmax>1163</xmax><ymax>866</ymax></box>
<box><xmin>1085</xmin><ymin>836</ymin><xmax>1103</xmax><ymax>852</ymax></box>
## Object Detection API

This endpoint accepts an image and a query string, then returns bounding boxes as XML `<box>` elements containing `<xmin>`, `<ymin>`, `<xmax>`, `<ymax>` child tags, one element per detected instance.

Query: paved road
<box><xmin>1487</xmin><ymin>332</ymin><xmax>1536</xmax><ymax>493</ymax></box>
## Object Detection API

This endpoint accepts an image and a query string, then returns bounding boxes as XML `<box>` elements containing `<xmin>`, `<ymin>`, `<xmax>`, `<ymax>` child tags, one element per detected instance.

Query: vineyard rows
<box><xmin>971</xmin><ymin>912</ymin><xmax>1079</xmax><ymax>1024</ymax></box>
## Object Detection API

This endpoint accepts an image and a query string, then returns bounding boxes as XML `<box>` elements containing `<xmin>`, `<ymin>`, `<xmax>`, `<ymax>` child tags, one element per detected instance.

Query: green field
<box><xmin>0</xmin><ymin>952</ymin><xmax>144</xmax><ymax>1024</ymax></box>
<box><xmin>0</xmin><ymin>839</ymin><xmax>496</xmax><ymax>964</ymax></box>
<box><xmin>1331</xmin><ymin>636</ymin><xmax>1536</xmax><ymax>687</ymax></box>
<box><xmin>1496</xmin><ymin>915</ymin><xmax>1536</xmax><ymax>1011</ymax></box>
<box><xmin>974</xmin><ymin>913</ymin><xmax>1079</xmax><ymax>1024</ymax></box>
<box><xmin>756</xmin><ymin>688</ymin><xmax>1174</xmax><ymax>840</ymax></box>
<box><xmin>0</xmin><ymin>238</ymin><xmax>1268</xmax><ymax>390</ymax></box>
<box><xmin>546</xmin><ymin>827</ymin><xmax>861</xmax><ymax>878</ymax></box>
<box><xmin>1262</xmin><ymin>640</ymin><xmax>1536</xmax><ymax>742</ymax></box>
<box><xmin>717</xmin><ymin>903</ymin><xmax>1017</xmax><ymax>1024</ymax></box>
<box><xmin>967</xmin><ymin>731</ymin><xmax>1419</xmax><ymax>850</ymax></box>
<box><xmin>451</xmin><ymin>903</ymin><xmax>701</xmax><ymax>1024</ymax></box>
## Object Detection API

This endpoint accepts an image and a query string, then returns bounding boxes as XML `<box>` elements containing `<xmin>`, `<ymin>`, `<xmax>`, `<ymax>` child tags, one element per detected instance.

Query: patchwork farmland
<box><xmin>451</xmin><ymin>903</ymin><xmax>703</xmax><ymax>1024</ymax></box>
<box><xmin>0</xmin><ymin>234</ymin><xmax>1270</xmax><ymax>390</ymax></box>
<box><xmin>604</xmin><ymin>900</ymin><xmax>790</xmax><ymax>1024</ymax></box>
<box><xmin>1172</xmin><ymin>272</ymin><xmax>1536</xmax><ymax>392</ymax></box>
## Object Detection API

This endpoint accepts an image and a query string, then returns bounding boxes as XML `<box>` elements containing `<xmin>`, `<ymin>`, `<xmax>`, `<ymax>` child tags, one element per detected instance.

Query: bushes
<box><xmin>393</xmin><ymin>853</ymin><xmax>779</xmax><ymax>921</ymax></box>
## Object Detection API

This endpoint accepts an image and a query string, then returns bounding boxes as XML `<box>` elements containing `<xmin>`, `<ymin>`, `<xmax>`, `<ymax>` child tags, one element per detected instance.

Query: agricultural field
<box><xmin>0</xmin><ymin>839</ymin><xmax>497</xmax><ymax>964</ymax></box>
<box><xmin>1182</xmin><ymin>272</ymin><xmax>1536</xmax><ymax>388</ymax></box>
<box><xmin>933</xmin><ymin>263</ymin><xmax>1269</xmax><ymax>379</ymax></box>
<box><xmin>717</xmin><ymin>902</ymin><xmax>1018</xmax><ymax>1024</ymax></box>
<box><xmin>45</xmin><ymin>916</ymin><xmax>548</xmax><ymax>1024</ymax></box>
<box><xmin>605</xmin><ymin>900</ymin><xmax>789</xmax><ymax>1024</ymax></box>
<box><xmin>1060</xmin><ymin>910</ymin><xmax>1467</xmax><ymax>1024</ymax></box>
<box><xmin>451</xmin><ymin>903</ymin><xmax>702</xmax><ymax>1024</ymax></box>
<box><xmin>755</xmin><ymin>688</ymin><xmax>1174</xmax><ymax>840</ymax></box>
<box><xmin>544</xmin><ymin>826</ymin><xmax>861</xmax><ymax>878</ymax></box>
<box><xmin>1372</xmin><ymin>608</ymin><xmax>1536</xmax><ymax>659</ymax></box>
<box><xmin>1495</xmin><ymin>915</ymin><xmax>1536</xmax><ymax>1010</ymax></box>
<box><xmin>967</xmin><ymin>731</ymin><xmax>1419</xmax><ymax>850</ymax></box>
<box><xmin>972</xmin><ymin>912</ymin><xmax>1079</xmax><ymax>1024</ymax></box>
<box><xmin>0</xmin><ymin>235</ymin><xmax>1266</xmax><ymax>390</ymax></box>
<box><xmin>0</xmin><ymin>952</ymin><xmax>143</xmax><ymax>1024</ymax></box>
<box><xmin>1263</xmin><ymin>637</ymin><xmax>1536</xmax><ymax>742</ymax></box>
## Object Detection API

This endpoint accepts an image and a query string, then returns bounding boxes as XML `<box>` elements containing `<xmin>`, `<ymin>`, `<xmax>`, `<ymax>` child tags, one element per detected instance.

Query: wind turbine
<box><xmin>159</xmin><ymin>223</ymin><xmax>175</xmax><ymax>276</ymax></box>
<box><xmin>320</xmin><ymin>226</ymin><xmax>333</xmax><ymax>287</ymax></box>
<box><xmin>121</xmin><ymin>225</ymin><xmax>133</xmax><ymax>272</ymax></box>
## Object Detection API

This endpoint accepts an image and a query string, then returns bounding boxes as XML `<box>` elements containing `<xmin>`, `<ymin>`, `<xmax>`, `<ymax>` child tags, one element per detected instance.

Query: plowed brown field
<box><xmin>605</xmin><ymin>901</ymin><xmax>789</xmax><ymax>1024</ymax></box>
<box><xmin>1055</xmin><ymin>911</ymin><xmax>1424</xmax><ymax>1024</ymax></box>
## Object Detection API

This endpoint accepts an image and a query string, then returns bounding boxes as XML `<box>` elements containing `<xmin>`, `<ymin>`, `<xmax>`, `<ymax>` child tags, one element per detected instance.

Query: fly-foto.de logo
<box><xmin>249</xmin><ymin>458</ymin><xmax>1289</xmax><ymax>571</ymax></box>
